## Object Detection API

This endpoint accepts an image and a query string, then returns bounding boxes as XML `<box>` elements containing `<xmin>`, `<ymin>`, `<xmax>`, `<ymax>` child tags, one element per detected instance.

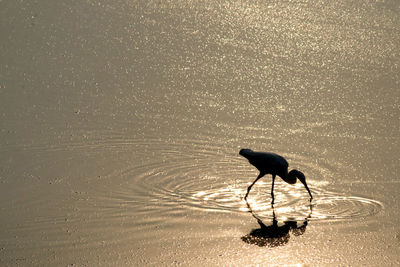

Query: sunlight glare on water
<box><xmin>0</xmin><ymin>0</ymin><xmax>399</xmax><ymax>265</ymax></box>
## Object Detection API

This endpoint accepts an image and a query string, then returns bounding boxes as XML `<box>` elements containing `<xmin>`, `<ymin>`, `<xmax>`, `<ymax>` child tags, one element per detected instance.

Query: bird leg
<box><xmin>244</xmin><ymin>172</ymin><xmax>265</xmax><ymax>200</ymax></box>
<box><xmin>271</xmin><ymin>175</ymin><xmax>276</xmax><ymax>204</ymax></box>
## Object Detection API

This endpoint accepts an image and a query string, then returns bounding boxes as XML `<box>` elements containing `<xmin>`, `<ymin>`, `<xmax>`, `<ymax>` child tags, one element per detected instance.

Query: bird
<box><xmin>239</xmin><ymin>148</ymin><xmax>312</xmax><ymax>202</ymax></box>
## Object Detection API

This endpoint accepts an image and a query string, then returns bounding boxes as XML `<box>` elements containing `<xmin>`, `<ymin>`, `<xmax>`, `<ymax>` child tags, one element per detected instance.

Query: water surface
<box><xmin>1</xmin><ymin>0</ymin><xmax>399</xmax><ymax>265</ymax></box>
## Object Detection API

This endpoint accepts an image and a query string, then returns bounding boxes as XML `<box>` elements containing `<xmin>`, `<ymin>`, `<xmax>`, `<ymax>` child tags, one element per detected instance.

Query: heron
<box><xmin>239</xmin><ymin>149</ymin><xmax>313</xmax><ymax>202</ymax></box>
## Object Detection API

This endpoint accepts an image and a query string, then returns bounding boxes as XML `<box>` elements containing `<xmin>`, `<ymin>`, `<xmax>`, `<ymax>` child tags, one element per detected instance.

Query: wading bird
<box><xmin>239</xmin><ymin>149</ymin><xmax>312</xmax><ymax>202</ymax></box>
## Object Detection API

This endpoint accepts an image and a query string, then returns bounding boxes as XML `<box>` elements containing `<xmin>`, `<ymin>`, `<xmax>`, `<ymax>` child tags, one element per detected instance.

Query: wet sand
<box><xmin>1</xmin><ymin>0</ymin><xmax>399</xmax><ymax>266</ymax></box>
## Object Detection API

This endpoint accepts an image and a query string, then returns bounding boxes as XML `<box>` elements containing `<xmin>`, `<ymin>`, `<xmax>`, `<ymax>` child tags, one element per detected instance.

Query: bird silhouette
<box><xmin>239</xmin><ymin>149</ymin><xmax>312</xmax><ymax>203</ymax></box>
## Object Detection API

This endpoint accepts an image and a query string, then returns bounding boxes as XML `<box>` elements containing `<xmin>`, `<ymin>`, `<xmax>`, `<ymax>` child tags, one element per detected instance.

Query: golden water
<box><xmin>1</xmin><ymin>0</ymin><xmax>399</xmax><ymax>265</ymax></box>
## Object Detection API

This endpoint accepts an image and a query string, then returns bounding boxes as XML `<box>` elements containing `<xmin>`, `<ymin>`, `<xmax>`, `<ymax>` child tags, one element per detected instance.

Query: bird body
<box><xmin>239</xmin><ymin>148</ymin><xmax>312</xmax><ymax>201</ymax></box>
<box><xmin>239</xmin><ymin>149</ymin><xmax>292</xmax><ymax>183</ymax></box>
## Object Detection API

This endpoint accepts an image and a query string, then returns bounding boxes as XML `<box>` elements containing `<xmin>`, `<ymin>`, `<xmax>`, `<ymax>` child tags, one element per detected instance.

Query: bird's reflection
<box><xmin>241</xmin><ymin>200</ymin><xmax>312</xmax><ymax>247</ymax></box>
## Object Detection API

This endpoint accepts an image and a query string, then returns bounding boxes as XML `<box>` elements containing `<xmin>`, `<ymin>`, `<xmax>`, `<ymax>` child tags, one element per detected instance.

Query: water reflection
<box><xmin>242</xmin><ymin>200</ymin><xmax>311</xmax><ymax>247</ymax></box>
<box><xmin>189</xmin><ymin>180</ymin><xmax>382</xmax><ymax>222</ymax></box>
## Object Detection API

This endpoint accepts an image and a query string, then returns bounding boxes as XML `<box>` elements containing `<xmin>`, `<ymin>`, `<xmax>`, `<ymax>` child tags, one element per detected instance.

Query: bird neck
<box><xmin>284</xmin><ymin>169</ymin><xmax>299</xmax><ymax>184</ymax></box>
<box><xmin>287</xmin><ymin>169</ymin><xmax>298</xmax><ymax>179</ymax></box>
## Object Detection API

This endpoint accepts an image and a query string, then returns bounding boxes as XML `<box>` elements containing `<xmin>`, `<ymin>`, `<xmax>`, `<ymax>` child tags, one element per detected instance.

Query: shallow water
<box><xmin>1</xmin><ymin>0</ymin><xmax>400</xmax><ymax>265</ymax></box>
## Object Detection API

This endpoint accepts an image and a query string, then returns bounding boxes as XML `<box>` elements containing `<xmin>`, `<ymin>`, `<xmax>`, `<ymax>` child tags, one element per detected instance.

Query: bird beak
<box><xmin>300</xmin><ymin>179</ymin><xmax>313</xmax><ymax>200</ymax></box>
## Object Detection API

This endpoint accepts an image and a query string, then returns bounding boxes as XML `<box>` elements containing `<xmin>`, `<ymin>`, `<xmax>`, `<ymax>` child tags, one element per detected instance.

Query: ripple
<box><xmin>189</xmin><ymin>183</ymin><xmax>383</xmax><ymax>221</ymax></box>
<box><xmin>97</xmin><ymin>137</ymin><xmax>382</xmax><ymax>222</ymax></box>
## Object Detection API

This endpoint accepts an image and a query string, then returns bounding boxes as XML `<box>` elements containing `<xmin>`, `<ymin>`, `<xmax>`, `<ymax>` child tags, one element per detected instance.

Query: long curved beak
<box><xmin>300</xmin><ymin>179</ymin><xmax>313</xmax><ymax>200</ymax></box>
